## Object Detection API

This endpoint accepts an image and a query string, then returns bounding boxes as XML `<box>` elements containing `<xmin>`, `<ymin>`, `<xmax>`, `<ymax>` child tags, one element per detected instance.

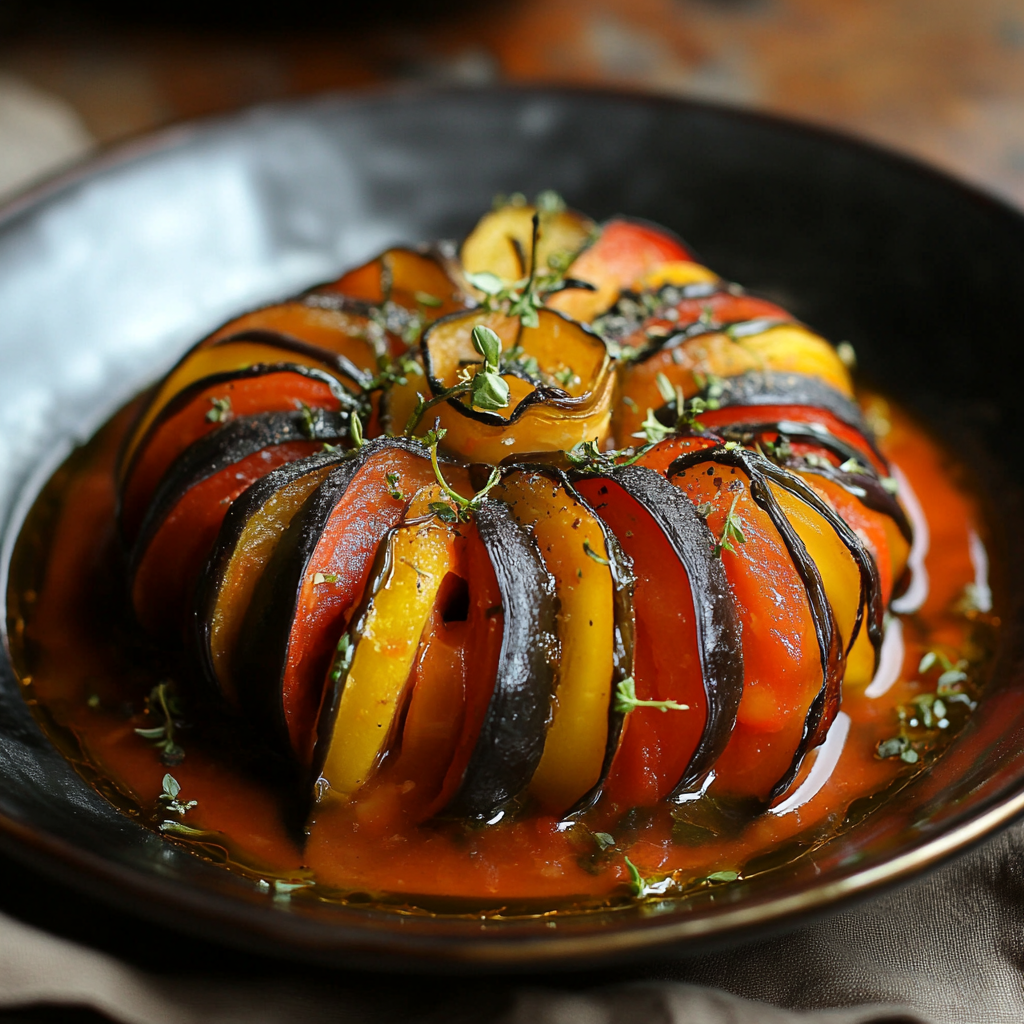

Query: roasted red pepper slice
<box><xmin>548</xmin><ymin>218</ymin><xmax>697</xmax><ymax>321</ymax></box>
<box><xmin>576</xmin><ymin>467</ymin><xmax>742</xmax><ymax>807</ymax></box>
<box><xmin>119</xmin><ymin>332</ymin><xmax>370</xmax><ymax>483</ymax></box>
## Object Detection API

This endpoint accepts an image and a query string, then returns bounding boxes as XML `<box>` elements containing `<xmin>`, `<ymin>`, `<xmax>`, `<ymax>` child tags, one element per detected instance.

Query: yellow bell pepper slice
<box><xmin>494</xmin><ymin>468</ymin><xmax>619</xmax><ymax>813</ymax></box>
<box><xmin>316</xmin><ymin>486</ymin><xmax>459</xmax><ymax>805</ymax></box>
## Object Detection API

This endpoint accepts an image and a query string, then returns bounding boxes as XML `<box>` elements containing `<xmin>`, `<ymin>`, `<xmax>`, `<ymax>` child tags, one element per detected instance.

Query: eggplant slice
<box><xmin>441</xmin><ymin>499</ymin><xmax>560</xmax><ymax>823</ymax></box>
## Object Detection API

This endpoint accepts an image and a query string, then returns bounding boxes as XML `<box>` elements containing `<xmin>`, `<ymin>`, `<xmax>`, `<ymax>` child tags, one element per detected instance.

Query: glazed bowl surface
<box><xmin>1</xmin><ymin>86</ymin><xmax>1023</xmax><ymax>970</ymax></box>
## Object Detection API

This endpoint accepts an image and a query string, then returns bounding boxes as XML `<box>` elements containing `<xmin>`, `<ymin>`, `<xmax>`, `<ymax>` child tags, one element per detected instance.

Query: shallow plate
<box><xmin>1</xmin><ymin>86</ymin><xmax>1023</xmax><ymax>971</ymax></box>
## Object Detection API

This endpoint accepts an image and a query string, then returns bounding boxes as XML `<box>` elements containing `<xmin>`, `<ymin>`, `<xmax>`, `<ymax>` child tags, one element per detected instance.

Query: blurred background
<box><xmin>1</xmin><ymin>0</ymin><xmax>1024</xmax><ymax>208</ymax></box>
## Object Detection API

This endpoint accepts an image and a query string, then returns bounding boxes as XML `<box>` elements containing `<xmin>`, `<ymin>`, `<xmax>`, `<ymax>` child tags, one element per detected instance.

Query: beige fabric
<box><xmin>505</xmin><ymin>988</ymin><xmax>928</xmax><ymax>1023</ymax></box>
<box><xmin>0</xmin><ymin>73</ymin><xmax>94</xmax><ymax>203</ymax></box>
<box><xmin>0</xmin><ymin>903</ymin><xmax>930</xmax><ymax>1024</ymax></box>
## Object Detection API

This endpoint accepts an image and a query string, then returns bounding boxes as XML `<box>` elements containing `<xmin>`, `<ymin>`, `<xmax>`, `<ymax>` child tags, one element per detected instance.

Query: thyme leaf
<box><xmin>385</xmin><ymin>471</ymin><xmax>404</xmax><ymax>500</ymax></box>
<box><xmin>134</xmin><ymin>682</ymin><xmax>185</xmax><ymax>765</ymax></box>
<box><xmin>328</xmin><ymin>633</ymin><xmax>355</xmax><ymax>686</ymax></box>
<box><xmin>349</xmin><ymin>410</ymin><xmax>365</xmax><ymax>448</ymax></box>
<box><xmin>624</xmin><ymin>855</ymin><xmax>649</xmax><ymax>897</ymax></box>
<box><xmin>615</xmin><ymin>677</ymin><xmax>689</xmax><ymax>715</ymax></box>
<box><xmin>713</xmin><ymin>492</ymin><xmax>746</xmax><ymax>558</ymax></box>
<box><xmin>427</xmin><ymin>428</ymin><xmax>503</xmax><ymax>522</ymax></box>
<box><xmin>158</xmin><ymin>773</ymin><xmax>197</xmax><ymax>817</ymax></box>
<box><xmin>564</xmin><ymin>439</ymin><xmax>654</xmax><ymax>474</ymax></box>
<box><xmin>206</xmin><ymin>396</ymin><xmax>231</xmax><ymax>423</ymax></box>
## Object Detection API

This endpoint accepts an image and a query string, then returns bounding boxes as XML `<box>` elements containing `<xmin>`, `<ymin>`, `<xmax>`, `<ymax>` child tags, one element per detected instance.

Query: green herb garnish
<box><xmin>158</xmin><ymin>773</ymin><xmax>197</xmax><ymax>817</ymax></box>
<box><xmin>134</xmin><ymin>682</ymin><xmax>185</xmax><ymax>766</ymax></box>
<box><xmin>328</xmin><ymin>634</ymin><xmax>355</xmax><ymax>685</ymax></box>
<box><xmin>206</xmin><ymin>396</ymin><xmax>231</xmax><ymax>423</ymax></box>
<box><xmin>349</xmin><ymin>410</ymin><xmax>365</xmax><ymax>448</ymax></box>
<box><xmin>426</xmin><ymin>426</ymin><xmax>502</xmax><ymax>522</ymax></box>
<box><xmin>385</xmin><ymin>471</ymin><xmax>404</xmax><ymax>500</ymax></box>
<box><xmin>582</xmin><ymin>539</ymin><xmax>610</xmax><ymax>566</ymax></box>
<box><xmin>713</xmin><ymin>491</ymin><xmax>746</xmax><ymax>558</ymax></box>
<box><xmin>624</xmin><ymin>855</ymin><xmax>649</xmax><ymax>897</ymax></box>
<box><xmin>615</xmin><ymin>677</ymin><xmax>689</xmax><ymax>715</ymax></box>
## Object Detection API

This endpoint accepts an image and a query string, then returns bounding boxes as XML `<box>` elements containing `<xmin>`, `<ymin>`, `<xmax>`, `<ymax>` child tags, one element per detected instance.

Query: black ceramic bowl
<box><xmin>2</xmin><ymin>87</ymin><xmax>1023</xmax><ymax>971</ymax></box>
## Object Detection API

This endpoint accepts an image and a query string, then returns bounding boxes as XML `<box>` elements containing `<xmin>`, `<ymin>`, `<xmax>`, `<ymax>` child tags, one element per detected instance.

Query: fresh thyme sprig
<box><xmin>624</xmin><ymin>855</ymin><xmax>649</xmax><ymax>897</ymax></box>
<box><xmin>134</xmin><ymin>681</ymin><xmax>185</xmax><ymax>766</ymax></box>
<box><xmin>426</xmin><ymin>425</ymin><xmax>502</xmax><ymax>523</ymax></box>
<box><xmin>713</xmin><ymin>492</ymin><xmax>747</xmax><ymax>558</ymax></box>
<box><xmin>349</xmin><ymin>410</ymin><xmax>365</xmax><ymax>448</ymax></box>
<box><xmin>157</xmin><ymin>773</ymin><xmax>197</xmax><ymax>817</ymax></box>
<box><xmin>365</xmin><ymin>354</ymin><xmax>423</xmax><ymax>393</ymax></box>
<box><xmin>634</xmin><ymin>372</ymin><xmax>719</xmax><ymax>444</ymax></box>
<box><xmin>465</xmin><ymin>210</ymin><xmax>576</xmax><ymax>329</ymax></box>
<box><xmin>876</xmin><ymin>649</ymin><xmax>976</xmax><ymax>764</ymax></box>
<box><xmin>404</xmin><ymin>325</ymin><xmax>511</xmax><ymax>434</ymax></box>
<box><xmin>614</xmin><ymin>677</ymin><xmax>689</xmax><ymax>715</ymax></box>
<box><xmin>564</xmin><ymin>438</ymin><xmax>654</xmax><ymax>475</ymax></box>
<box><xmin>468</xmin><ymin>325</ymin><xmax>511</xmax><ymax>411</ymax></box>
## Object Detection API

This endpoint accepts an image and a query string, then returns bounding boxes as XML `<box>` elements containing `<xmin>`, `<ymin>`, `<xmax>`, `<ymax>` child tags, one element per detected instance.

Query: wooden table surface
<box><xmin>2</xmin><ymin>0</ymin><xmax>1023</xmax><ymax>207</ymax></box>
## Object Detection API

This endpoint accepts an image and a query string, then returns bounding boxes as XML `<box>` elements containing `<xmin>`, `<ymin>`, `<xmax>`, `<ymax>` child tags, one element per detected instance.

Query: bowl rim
<box><xmin>2</xmin><ymin>82</ymin><xmax>1024</xmax><ymax>970</ymax></box>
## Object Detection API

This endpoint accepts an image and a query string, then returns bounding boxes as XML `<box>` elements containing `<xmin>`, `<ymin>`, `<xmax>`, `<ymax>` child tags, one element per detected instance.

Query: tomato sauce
<box><xmin>5</xmin><ymin>393</ymin><xmax>995</xmax><ymax>913</ymax></box>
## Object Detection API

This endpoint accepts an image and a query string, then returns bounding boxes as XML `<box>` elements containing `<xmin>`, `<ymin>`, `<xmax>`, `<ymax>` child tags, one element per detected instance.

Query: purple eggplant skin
<box><xmin>587</xmin><ymin>464</ymin><xmax>745</xmax><ymax>802</ymax></box>
<box><xmin>440</xmin><ymin>499</ymin><xmax>561</xmax><ymax>824</ymax></box>
<box><xmin>127</xmin><ymin>408</ymin><xmax>350</xmax><ymax>607</ymax></box>
<box><xmin>667</xmin><ymin>443</ymin><xmax>884</xmax><ymax>800</ymax></box>
<box><xmin>700</xmin><ymin>369</ymin><xmax>871</xmax><ymax>436</ymax></box>
<box><xmin>117</xmin><ymin>361</ymin><xmax>358</xmax><ymax>531</ymax></box>
<box><xmin>190</xmin><ymin>447</ymin><xmax>349</xmax><ymax>709</ymax></box>
<box><xmin>493</xmin><ymin>463</ymin><xmax>637</xmax><ymax>819</ymax></box>
<box><xmin>229</xmin><ymin>436</ymin><xmax>433</xmax><ymax>764</ymax></box>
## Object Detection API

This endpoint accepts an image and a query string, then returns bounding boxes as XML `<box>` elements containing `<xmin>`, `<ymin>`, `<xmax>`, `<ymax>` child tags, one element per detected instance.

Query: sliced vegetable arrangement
<box><xmin>115</xmin><ymin>193</ymin><xmax>917</xmax><ymax>835</ymax></box>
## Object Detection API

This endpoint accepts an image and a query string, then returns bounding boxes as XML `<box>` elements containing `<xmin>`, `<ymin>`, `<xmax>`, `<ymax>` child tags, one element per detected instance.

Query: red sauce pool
<box><xmin>4</xmin><ymin>394</ymin><xmax>997</xmax><ymax>913</ymax></box>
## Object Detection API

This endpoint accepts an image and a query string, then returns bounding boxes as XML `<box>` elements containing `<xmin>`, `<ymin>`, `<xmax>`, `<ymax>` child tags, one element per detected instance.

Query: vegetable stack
<box><xmin>115</xmin><ymin>194</ymin><xmax>912</xmax><ymax>828</ymax></box>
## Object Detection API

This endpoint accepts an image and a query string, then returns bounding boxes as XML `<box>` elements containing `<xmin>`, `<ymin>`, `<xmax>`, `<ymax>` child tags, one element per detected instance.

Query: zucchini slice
<box><xmin>461</xmin><ymin>202</ymin><xmax>595</xmax><ymax>286</ymax></box>
<box><xmin>390</xmin><ymin>307</ymin><xmax>614</xmax><ymax>462</ymax></box>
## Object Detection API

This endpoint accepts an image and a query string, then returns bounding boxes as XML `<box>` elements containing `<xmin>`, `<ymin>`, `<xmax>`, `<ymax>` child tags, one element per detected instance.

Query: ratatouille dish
<box><xmin>7</xmin><ymin>193</ymin><xmax>996</xmax><ymax>911</ymax></box>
